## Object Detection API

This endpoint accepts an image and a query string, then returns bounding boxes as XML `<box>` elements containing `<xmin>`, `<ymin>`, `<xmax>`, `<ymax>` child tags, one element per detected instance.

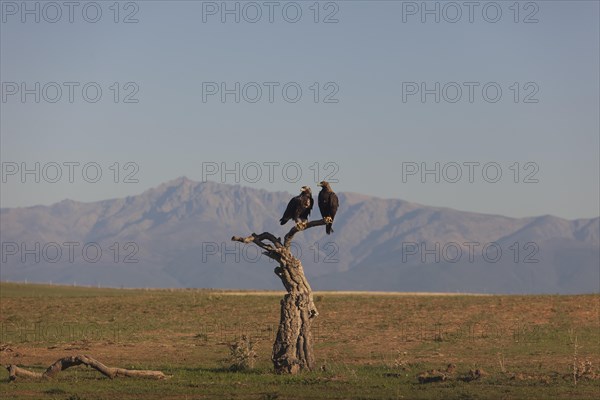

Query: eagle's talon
<box><xmin>324</xmin><ymin>216</ymin><xmax>333</xmax><ymax>224</ymax></box>
<box><xmin>295</xmin><ymin>221</ymin><xmax>307</xmax><ymax>230</ymax></box>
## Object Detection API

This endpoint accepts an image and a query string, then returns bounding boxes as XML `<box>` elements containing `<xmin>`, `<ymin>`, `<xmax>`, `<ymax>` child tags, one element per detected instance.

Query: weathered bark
<box><xmin>232</xmin><ymin>219</ymin><xmax>325</xmax><ymax>374</ymax></box>
<box><xmin>5</xmin><ymin>355</ymin><xmax>167</xmax><ymax>382</ymax></box>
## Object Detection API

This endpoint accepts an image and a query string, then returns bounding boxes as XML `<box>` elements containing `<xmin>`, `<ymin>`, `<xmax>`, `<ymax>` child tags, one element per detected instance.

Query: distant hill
<box><xmin>1</xmin><ymin>177</ymin><xmax>598</xmax><ymax>293</ymax></box>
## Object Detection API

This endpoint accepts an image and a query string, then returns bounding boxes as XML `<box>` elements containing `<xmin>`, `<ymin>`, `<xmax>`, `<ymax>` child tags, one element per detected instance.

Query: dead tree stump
<box><xmin>232</xmin><ymin>219</ymin><xmax>325</xmax><ymax>374</ymax></box>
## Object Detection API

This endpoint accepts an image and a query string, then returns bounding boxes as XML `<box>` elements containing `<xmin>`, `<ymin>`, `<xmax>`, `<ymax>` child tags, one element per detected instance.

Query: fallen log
<box><xmin>6</xmin><ymin>355</ymin><xmax>167</xmax><ymax>382</ymax></box>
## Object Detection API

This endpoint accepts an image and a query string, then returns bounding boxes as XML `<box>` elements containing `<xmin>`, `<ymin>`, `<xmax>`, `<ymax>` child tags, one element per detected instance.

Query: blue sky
<box><xmin>1</xmin><ymin>0</ymin><xmax>599</xmax><ymax>219</ymax></box>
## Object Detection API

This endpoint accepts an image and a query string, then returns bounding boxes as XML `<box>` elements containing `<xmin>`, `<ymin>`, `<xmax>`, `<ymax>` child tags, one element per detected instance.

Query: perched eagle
<box><xmin>318</xmin><ymin>181</ymin><xmax>339</xmax><ymax>234</ymax></box>
<box><xmin>280</xmin><ymin>186</ymin><xmax>314</xmax><ymax>226</ymax></box>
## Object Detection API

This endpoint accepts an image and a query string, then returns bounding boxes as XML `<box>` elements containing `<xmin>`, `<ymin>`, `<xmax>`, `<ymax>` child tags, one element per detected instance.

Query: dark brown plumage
<box><xmin>280</xmin><ymin>186</ymin><xmax>314</xmax><ymax>225</ymax></box>
<box><xmin>318</xmin><ymin>181</ymin><xmax>339</xmax><ymax>234</ymax></box>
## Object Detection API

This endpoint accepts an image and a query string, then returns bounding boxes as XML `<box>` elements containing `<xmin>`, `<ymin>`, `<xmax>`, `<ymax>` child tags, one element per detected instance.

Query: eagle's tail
<box><xmin>326</xmin><ymin>223</ymin><xmax>334</xmax><ymax>234</ymax></box>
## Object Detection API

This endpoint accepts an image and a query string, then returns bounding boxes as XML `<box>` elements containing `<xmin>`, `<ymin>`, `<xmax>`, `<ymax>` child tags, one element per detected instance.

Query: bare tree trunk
<box><xmin>5</xmin><ymin>355</ymin><xmax>167</xmax><ymax>382</ymax></box>
<box><xmin>232</xmin><ymin>220</ymin><xmax>325</xmax><ymax>374</ymax></box>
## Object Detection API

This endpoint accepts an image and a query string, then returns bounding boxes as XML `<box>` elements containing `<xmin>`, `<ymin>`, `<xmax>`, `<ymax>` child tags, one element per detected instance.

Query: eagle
<box><xmin>280</xmin><ymin>186</ymin><xmax>314</xmax><ymax>227</ymax></box>
<box><xmin>318</xmin><ymin>181</ymin><xmax>339</xmax><ymax>234</ymax></box>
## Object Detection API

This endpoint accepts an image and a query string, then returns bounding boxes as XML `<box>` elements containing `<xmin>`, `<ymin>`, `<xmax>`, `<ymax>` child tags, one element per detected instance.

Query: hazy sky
<box><xmin>1</xmin><ymin>0</ymin><xmax>599</xmax><ymax>219</ymax></box>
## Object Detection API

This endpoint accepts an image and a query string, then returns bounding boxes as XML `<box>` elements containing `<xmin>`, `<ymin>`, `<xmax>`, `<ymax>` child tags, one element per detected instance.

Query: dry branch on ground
<box><xmin>5</xmin><ymin>355</ymin><xmax>167</xmax><ymax>382</ymax></box>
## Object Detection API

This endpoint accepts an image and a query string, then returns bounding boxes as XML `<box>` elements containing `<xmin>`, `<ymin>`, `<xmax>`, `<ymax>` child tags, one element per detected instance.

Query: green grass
<box><xmin>1</xmin><ymin>282</ymin><xmax>598</xmax><ymax>399</ymax></box>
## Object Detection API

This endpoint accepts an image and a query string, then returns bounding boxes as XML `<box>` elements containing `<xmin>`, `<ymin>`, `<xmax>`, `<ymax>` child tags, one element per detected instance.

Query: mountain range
<box><xmin>1</xmin><ymin>177</ymin><xmax>598</xmax><ymax>293</ymax></box>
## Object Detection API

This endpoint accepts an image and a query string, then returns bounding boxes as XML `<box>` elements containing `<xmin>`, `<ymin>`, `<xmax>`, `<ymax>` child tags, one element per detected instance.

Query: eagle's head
<box><xmin>301</xmin><ymin>185</ymin><xmax>312</xmax><ymax>194</ymax></box>
<box><xmin>318</xmin><ymin>181</ymin><xmax>331</xmax><ymax>190</ymax></box>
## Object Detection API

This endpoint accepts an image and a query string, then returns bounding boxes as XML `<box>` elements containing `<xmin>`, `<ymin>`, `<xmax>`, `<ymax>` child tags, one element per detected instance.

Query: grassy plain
<box><xmin>0</xmin><ymin>282</ymin><xmax>598</xmax><ymax>399</ymax></box>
